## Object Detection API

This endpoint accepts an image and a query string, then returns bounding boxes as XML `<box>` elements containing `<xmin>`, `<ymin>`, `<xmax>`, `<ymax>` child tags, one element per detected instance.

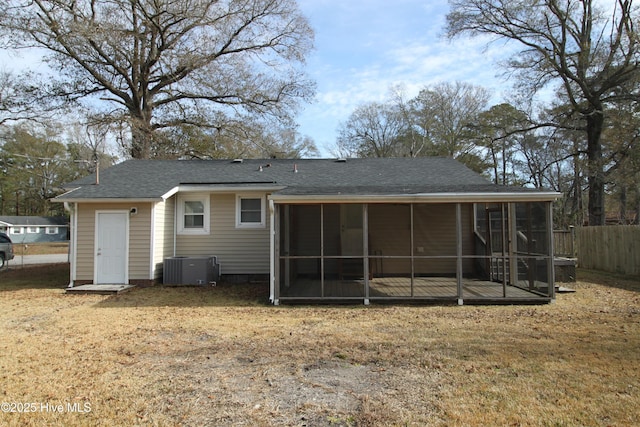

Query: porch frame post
<box><xmin>283</xmin><ymin>205</ymin><xmax>290</xmax><ymax>291</ymax></box>
<box><xmin>509</xmin><ymin>203</ymin><xmax>518</xmax><ymax>296</ymax></box>
<box><xmin>456</xmin><ymin>203</ymin><xmax>463</xmax><ymax>305</ymax></box>
<box><xmin>547</xmin><ymin>201</ymin><xmax>556</xmax><ymax>300</ymax></box>
<box><xmin>320</xmin><ymin>204</ymin><xmax>325</xmax><ymax>299</ymax></box>
<box><xmin>525</xmin><ymin>203</ymin><xmax>535</xmax><ymax>290</ymax></box>
<box><xmin>363</xmin><ymin>203</ymin><xmax>370</xmax><ymax>305</ymax></box>
<box><xmin>501</xmin><ymin>203</ymin><xmax>508</xmax><ymax>297</ymax></box>
<box><xmin>410</xmin><ymin>203</ymin><xmax>415</xmax><ymax>298</ymax></box>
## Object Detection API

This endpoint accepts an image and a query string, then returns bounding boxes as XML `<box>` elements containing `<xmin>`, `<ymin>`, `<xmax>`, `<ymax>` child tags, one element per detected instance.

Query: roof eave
<box><xmin>53</xmin><ymin>197</ymin><xmax>164</xmax><ymax>203</ymax></box>
<box><xmin>54</xmin><ymin>184</ymin><xmax>288</xmax><ymax>203</ymax></box>
<box><xmin>269</xmin><ymin>192</ymin><xmax>562</xmax><ymax>203</ymax></box>
<box><xmin>175</xmin><ymin>184</ymin><xmax>286</xmax><ymax>193</ymax></box>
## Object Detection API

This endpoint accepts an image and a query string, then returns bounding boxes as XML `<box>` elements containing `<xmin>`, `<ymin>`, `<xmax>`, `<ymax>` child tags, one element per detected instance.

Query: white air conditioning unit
<box><xmin>163</xmin><ymin>256</ymin><xmax>220</xmax><ymax>285</ymax></box>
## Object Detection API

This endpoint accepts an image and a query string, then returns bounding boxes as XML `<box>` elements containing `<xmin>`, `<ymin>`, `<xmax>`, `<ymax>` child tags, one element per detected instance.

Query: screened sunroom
<box><xmin>270</xmin><ymin>199</ymin><xmax>556</xmax><ymax>305</ymax></box>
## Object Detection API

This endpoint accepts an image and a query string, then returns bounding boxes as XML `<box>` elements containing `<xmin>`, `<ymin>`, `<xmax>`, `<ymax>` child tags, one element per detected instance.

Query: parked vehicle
<box><xmin>0</xmin><ymin>232</ymin><xmax>15</xmax><ymax>268</ymax></box>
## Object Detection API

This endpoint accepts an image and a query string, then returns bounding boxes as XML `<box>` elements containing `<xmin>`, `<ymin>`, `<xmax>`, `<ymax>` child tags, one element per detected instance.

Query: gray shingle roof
<box><xmin>0</xmin><ymin>216</ymin><xmax>68</xmax><ymax>226</ymax></box>
<box><xmin>55</xmin><ymin>157</ymin><xmax>554</xmax><ymax>201</ymax></box>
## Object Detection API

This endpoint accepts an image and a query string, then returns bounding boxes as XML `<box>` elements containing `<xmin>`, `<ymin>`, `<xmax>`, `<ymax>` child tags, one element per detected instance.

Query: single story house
<box><xmin>0</xmin><ymin>216</ymin><xmax>69</xmax><ymax>243</ymax></box>
<box><xmin>55</xmin><ymin>158</ymin><xmax>560</xmax><ymax>304</ymax></box>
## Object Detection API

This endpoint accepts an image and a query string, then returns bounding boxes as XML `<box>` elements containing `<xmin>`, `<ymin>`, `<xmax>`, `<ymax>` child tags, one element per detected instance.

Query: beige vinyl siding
<box><xmin>75</xmin><ymin>204</ymin><xmax>96</xmax><ymax>281</ymax></box>
<box><xmin>413</xmin><ymin>203</ymin><xmax>473</xmax><ymax>275</ymax></box>
<box><xmin>280</xmin><ymin>203</ymin><xmax>473</xmax><ymax>278</ymax></box>
<box><xmin>175</xmin><ymin>193</ymin><xmax>270</xmax><ymax>274</ymax></box>
<box><xmin>129</xmin><ymin>204</ymin><xmax>152</xmax><ymax>280</ymax></box>
<box><xmin>152</xmin><ymin>198</ymin><xmax>175</xmax><ymax>279</ymax></box>
<box><xmin>369</xmin><ymin>203</ymin><xmax>473</xmax><ymax>276</ymax></box>
<box><xmin>75</xmin><ymin>202</ymin><xmax>152</xmax><ymax>282</ymax></box>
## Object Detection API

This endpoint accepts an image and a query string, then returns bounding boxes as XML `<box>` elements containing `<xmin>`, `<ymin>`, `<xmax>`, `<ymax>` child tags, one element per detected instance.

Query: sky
<box><xmin>0</xmin><ymin>0</ymin><xmax>519</xmax><ymax>158</ymax></box>
<box><xmin>295</xmin><ymin>0</ymin><xmax>516</xmax><ymax>156</ymax></box>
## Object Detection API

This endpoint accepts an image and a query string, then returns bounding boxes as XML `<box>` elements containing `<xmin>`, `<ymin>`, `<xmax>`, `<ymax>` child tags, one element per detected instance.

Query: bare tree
<box><xmin>602</xmin><ymin>102</ymin><xmax>640</xmax><ymax>224</ymax></box>
<box><xmin>65</xmin><ymin>117</ymin><xmax>118</xmax><ymax>180</ymax></box>
<box><xmin>335</xmin><ymin>102</ymin><xmax>406</xmax><ymax>158</ymax></box>
<box><xmin>152</xmin><ymin>116</ymin><xmax>318</xmax><ymax>159</ymax></box>
<box><xmin>2</xmin><ymin>0</ymin><xmax>315</xmax><ymax>159</ymax></box>
<box><xmin>446</xmin><ymin>0</ymin><xmax>640</xmax><ymax>225</ymax></box>
<box><xmin>0</xmin><ymin>70</ymin><xmax>42</xmax><ymax>125</ymax></box>
<box><xmin>411</xmin><ymin>81</ymin><xmax>491</xmax><ymax>172</ymax></box>
<box><xmin>388</xmin><ymin>84</ymin><xmax>428</xmax><ymax>157</ymax></box>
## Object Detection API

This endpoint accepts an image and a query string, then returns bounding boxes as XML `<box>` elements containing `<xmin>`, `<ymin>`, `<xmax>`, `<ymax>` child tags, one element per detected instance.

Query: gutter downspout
<box><xmin>63</xmin><ymin>202</ymin><xmax>77</xmax><ymax>288</ymax></box>
<box><xmin>173</xmin><ymin>197</ymin><xmax>177</xmax><ymax>257</ymax></box>
<box><xmin>269</xmin><ymin>199</ymin><xmax>275</xmax><ymax>304</ymax></box>
<box><xmin>149</xmin><ymin>203</ymin><xmax>156</xmax><ymax>281</ymax></box>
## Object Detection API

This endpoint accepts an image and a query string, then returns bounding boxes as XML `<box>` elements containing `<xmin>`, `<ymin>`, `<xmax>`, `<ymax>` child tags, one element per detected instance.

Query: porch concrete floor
<box><xmin>279</xmin><ymin>277</ymin><xmax>550</xmax><ymax>301</ymax></box>
<box><xmin>65</xmin><ymin>284</ymin><xmax>136</xmax><ymax>295</ymax></box>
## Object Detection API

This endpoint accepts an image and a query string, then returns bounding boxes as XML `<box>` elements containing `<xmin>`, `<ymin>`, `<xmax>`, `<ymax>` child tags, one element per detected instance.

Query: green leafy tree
<box><xmin>0</xmin><ymin>124</ymin><xmax>73</xmax><ymax>215</ymax></box>
<box><xmin>474</xmin><ymin>103</ymin><xmax>530</xmax><ymax>185</ymax></box>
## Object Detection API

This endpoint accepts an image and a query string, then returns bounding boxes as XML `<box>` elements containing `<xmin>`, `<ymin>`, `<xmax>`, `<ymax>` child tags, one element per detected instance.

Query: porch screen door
<box><xmin>340</xmin><ymin>204</ymin><xmax>363</xmax><ymax>256</ymax></box>
<box><xmin>487</xmin><ymin>207</ymin><xmax>509</xmax><ymax>285</ymax></box>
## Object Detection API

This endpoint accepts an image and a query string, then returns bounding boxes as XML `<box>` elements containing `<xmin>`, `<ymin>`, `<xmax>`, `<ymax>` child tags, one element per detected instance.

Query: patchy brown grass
<box><xmin>0</xmin><ymin>265</ymin><xmax>638</xmax><ymax>426</ymax></box>
<box><xmin>12</xmin><ymin>242</ymin><xmax>69</xmax><ymax>256</ymax></box>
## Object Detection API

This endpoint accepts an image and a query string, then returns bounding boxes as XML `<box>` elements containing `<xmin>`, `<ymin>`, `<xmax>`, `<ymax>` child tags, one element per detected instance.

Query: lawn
<box><xmin>0</xmin><ymin>265</ymin><xmax>638</xmax><ymax>426</ymax></box>
<box><xmin>12</xmin><ymin>242</ymin><xmax>70</xmax><ymax>255</ymax></box>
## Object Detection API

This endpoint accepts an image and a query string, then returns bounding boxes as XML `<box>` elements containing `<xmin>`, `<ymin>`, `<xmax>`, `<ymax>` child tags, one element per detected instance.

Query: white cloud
<box><xmin>295</xmin><ymin>0</ymin><xmax>527</xmax><ymax>155</ymax></box>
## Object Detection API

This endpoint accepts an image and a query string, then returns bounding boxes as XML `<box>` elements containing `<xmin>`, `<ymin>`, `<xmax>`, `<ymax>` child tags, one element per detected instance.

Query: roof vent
<box><xmin>335</xmin><ymin>158</ymin><xmax>347</xmax><ymax>163</ymax></box>
<box><xmin>232</xmin><ymin>159</ymin><xmax>243</xmax><ymax>163</ymax></box>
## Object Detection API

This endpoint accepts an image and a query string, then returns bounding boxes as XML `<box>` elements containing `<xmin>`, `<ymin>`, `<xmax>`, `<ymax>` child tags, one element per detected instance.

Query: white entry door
<box><xmin>95</xmin><ymin>212</ymin><xmax>128</xmax><ymax>284</ymax></box>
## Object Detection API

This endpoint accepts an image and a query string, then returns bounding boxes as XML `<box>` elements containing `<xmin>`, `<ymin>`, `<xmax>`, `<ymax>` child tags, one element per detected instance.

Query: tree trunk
<box><xmin>634</xmin><ymin>184</ymin><xmax>640</xmax><ymax>225</ymax></box>
<box><xmin>491</xmin><ymin>145</ymin><xmax>499</xmax><ymax>184</ymax></box>
<box><xmin>619</xmin><ymin>185</ymin><xmax>627</xmax><ymax>224</ymax></box>
<box><xmin>130</xmin><ymin>115</ymin><xmax>153</xmax><ymax>159</ymax></box>
<box><xmin>573</xmin><ymin>153</ymin><xmax>583</xmax><ymax>226</ymax></box>
<box><xmin>586</xmin><ymin>111</ymin><xmax>605</xmax><ymax>226</ymax></box>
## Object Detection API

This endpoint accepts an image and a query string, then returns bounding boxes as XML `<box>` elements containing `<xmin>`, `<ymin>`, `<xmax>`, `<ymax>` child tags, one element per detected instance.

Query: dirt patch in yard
<box><xmin>137</xmin><ymin>340</ymin><xmax>442</xmax><ymax>426</ymax></box>
<box><xmin>0</xmin><ymin>266</ymin><xmax>639</xmax><ymax>426</ymax></box>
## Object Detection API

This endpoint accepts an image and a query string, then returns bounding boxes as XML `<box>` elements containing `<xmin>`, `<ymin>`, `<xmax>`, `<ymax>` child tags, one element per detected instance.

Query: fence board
<box><xmin>554</xmin><ymin>230</ymin><xmax>575</xmax><ymax>257</ymax></box>
<box><xmin>577</xmin><ymin>226</ymin><xmax>640</xmax><ymax>276</ymax></box>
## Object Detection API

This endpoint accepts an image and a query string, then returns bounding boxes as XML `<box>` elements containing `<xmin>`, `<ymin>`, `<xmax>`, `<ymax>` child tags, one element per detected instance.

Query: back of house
<box><xmin>55</xmin><ymin>157</ymin><xmax>560</xmax><ymax>305</ymax></box>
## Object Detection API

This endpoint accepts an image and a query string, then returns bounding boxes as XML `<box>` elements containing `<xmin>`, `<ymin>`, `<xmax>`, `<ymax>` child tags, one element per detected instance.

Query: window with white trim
<box><xmin>46</xmin><ymin>227</ymin><xmax>59</xmax><ymax>234</ymax></box>
<box><xmin>177</xmin><ymin>194</ymin><xmax>210</xmax><ymax>235</ymax></box>
<box><xmin>27</xmin><ymin>226</ymin><xmax>40</xmax><ymax>234</ymax></box>
<box><xmin>236</xmin><ymin>195</ymin><xmax>266</xmax><ymax>228</ymax></box>
<box><xmin>11</xmin><ymin>227</ymin><xmax>23</xmax><ymax>234</ymax></box>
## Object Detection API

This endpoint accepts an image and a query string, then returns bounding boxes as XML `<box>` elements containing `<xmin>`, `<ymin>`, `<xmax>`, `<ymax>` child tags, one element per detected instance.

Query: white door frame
<box><xmin>94</xmin><ymin>210</ymin><xmax>129</xmax><ymax>284</ymax></box>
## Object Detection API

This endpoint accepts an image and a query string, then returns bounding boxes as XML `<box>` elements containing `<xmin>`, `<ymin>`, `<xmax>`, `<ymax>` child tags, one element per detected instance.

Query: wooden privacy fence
<box><xmin>554</xmin><ymin>228</ymin><xmax>576</xmax><ymax>257</ymax></box>
<box><xmin>577</xmin><ymin>225</ymin><xmax>640</xmax><ymax>276</ymax></box>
